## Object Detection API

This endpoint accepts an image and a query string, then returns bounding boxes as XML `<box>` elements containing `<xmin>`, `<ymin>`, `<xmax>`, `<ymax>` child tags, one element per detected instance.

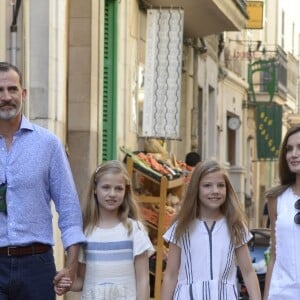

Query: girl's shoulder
<box><xmin>128</xmin><ymin>218</ymin><xmax>147</xmax><ymax>232</ymax></box>
<box><xmin>164</xmin><ymin>218</ymin><xmax>202</xmax><ymax>241</ymax></box>
<box><xmin>128</xmin><ymin>217</ymin><xmax>139</xmax><ymax>226</ymax></box>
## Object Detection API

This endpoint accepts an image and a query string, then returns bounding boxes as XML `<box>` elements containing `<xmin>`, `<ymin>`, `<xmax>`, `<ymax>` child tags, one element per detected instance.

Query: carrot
<box><xmin>147</xmin><ymin>154</ymin><xmax>170</xmax><ymax>175</ymax></box>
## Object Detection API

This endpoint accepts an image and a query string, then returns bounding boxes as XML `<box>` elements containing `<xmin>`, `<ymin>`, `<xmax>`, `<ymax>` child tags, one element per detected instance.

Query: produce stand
<box><xmin>125</xmin><ymin>155</ymin><xmax>184</xmax><ymax>299</ymax></box>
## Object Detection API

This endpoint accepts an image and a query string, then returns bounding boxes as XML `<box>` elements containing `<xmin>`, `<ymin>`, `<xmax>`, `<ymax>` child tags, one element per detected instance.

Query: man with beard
<box><xmin>0</xmin><ymin>62</ymin><xmax>86</xmax><ymax>299</ymax></box>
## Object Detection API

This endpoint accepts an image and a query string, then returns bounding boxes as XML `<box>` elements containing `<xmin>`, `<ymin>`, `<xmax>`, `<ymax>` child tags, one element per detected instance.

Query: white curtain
<box><xmin>143</xmin><ymin>9</ymin><xmax>184</xmax><ymax>139</ymax></box>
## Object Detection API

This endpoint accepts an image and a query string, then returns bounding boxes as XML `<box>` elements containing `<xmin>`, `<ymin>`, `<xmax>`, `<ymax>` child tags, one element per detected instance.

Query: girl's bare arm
<box><xmin>236</xmin><ymin>244</ymin><xmax>261</xmax><ymax>300</ymax></box>
<box><xmin>160</xmin><ymin>243</ymin><xmax>181</xmax><ymax>300</ymax></box>
<box><xmin>263</xmin><ymin>197</ymin><xmax>277</xmax><ymax>300</ymax></box>
<box><xmin>135</xmin><ymin>251</ymin><xmax>151</xmax><ymax>300</ymax></box>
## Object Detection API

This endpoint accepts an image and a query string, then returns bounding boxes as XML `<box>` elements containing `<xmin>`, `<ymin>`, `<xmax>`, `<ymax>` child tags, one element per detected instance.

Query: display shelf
<box><xmin>126</xmin><ymin>156</ymin><xmax>184</xmax><ymax>299</ymax></box>
<box><xmin>131</xmin><ymin>160</ymin><xmax>163</xmax><ymax>181</ymax></box>
<box><xmin>140</xmin><ymin>205</ymin><xmax>174</xmax><ymax>230</ymax></box>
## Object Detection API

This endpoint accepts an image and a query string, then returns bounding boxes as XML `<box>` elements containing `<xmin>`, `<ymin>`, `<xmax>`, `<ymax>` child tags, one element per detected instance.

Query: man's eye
<box><xmin>8</xmin><ymin>87</ymin><xmax>19</xmax><ymax>92</ymax></box>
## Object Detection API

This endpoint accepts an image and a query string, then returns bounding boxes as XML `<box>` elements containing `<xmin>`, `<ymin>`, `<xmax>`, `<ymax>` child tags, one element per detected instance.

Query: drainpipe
<box><xmin>10</xmin><ymin>0</ymin><xmax>22</xmax><ymax>65</ymax></box>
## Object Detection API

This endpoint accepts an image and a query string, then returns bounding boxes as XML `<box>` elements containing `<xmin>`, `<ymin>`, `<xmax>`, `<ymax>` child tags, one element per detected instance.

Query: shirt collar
<box><xmin>19</xmin><ymin>115</ymin><xmax>34</xmax><ymax>131</ymax></box>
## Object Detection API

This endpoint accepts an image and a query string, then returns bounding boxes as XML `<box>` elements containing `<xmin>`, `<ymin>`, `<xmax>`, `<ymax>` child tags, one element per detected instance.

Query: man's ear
<box><xmin>22</xmin><ymin>88</ymin><xmax>27</xmax><ymax>100</ymax></box>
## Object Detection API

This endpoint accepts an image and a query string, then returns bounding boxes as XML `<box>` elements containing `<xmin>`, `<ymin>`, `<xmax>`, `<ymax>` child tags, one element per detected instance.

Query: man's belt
<box><xmin>0</xmin><ymin>243</ymin><xmax>51</xmax><ymax>256</ymax></box>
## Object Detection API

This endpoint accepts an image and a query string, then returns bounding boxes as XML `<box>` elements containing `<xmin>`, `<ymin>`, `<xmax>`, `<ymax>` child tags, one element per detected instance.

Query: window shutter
<box><xmin>102</xmin><ymin>0</ymin><xmax>118</xmax><ymax>161</ymax></box>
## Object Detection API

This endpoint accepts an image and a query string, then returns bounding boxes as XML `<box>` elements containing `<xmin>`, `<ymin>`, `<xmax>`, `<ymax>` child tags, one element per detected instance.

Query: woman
<box><xmin>263</xmin><ymin>126</ymin><xmax>300</xmax><ymax>299</ymax></box>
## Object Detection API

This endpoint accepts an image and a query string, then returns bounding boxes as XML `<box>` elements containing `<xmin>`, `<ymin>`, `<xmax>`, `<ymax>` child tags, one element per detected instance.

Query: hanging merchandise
<box><xmin>143</xmin><ymin>8</ymin><xmax>184</xmax><ymax>139</ymax></box>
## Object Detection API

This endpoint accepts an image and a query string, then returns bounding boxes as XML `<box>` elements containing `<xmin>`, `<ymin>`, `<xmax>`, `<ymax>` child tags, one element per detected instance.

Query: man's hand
<box><xmin>53</xmin><ymin>244</ymin><xmax>80</xmax><ymax>295</ymax></box>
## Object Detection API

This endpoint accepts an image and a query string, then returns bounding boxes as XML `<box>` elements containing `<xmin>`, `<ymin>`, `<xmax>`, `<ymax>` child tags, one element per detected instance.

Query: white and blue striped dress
<box><xmin>79</xmin><ymin>219</ymin><xmax>154</xmax><ymax>300</ymax></box>
<box><xmin>163</xmin><ymin>217</ymin><xmax>252</xmax><ymax>300</ymax></box>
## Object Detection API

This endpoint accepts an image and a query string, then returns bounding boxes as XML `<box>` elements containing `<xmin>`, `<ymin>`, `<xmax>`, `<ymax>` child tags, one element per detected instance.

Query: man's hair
<box><xmin>0</xmin><ymin>62</ymin><xmax>22</xmax><ymax>85</ymax></box>
<box><xmin>185</xmin><ymin>151</ymin><xmax>201</xmax><ymax>167</ymax></box>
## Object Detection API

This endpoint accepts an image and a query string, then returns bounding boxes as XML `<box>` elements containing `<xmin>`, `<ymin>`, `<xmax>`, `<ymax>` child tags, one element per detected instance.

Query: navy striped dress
<box><xmin>163</xmin><ymin>218</ymin><xmax>252</xmax><ymax>300</ymax></box>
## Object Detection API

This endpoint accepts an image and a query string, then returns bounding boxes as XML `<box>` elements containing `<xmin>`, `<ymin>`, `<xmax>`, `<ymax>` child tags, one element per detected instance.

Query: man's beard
<box><xmin>0</xmin><ymin>105</ymin><xmax>22</xmax><ymax>120</ymax></box>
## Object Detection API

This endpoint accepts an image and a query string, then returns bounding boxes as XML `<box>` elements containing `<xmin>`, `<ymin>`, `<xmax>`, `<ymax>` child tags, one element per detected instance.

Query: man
<box><xmin>0</xmin><ymin>62</ymin><xmax>86</xmax><ymax>299</ymax></box>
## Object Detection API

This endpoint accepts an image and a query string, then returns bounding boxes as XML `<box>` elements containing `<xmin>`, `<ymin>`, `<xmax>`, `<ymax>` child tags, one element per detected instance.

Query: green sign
<box><xmin>256</xmin><ymin>103</ymin><xmax>282</xmax><ymax>159</ymax></box>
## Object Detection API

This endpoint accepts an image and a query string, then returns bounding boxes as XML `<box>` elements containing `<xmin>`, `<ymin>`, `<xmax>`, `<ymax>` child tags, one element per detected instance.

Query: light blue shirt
<box><xmin>0</xmin><ymin>116</ymin><xmax>86</xmax><ymax>248</ymax></box>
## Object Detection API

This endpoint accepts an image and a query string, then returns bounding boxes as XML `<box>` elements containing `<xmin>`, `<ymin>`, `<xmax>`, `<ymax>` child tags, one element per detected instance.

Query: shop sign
<box><xmin>256</xmin><ymin>103</ymin><xmax>282</xmax><ymax>160</ymax></box>
<box><xmin>246</xmin><ymin>1</ymin><xmax>264</xmax><ymax>29</ymax></box>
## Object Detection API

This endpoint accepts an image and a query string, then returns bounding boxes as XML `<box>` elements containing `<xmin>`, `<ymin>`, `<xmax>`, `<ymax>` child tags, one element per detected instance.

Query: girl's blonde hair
<box><xmin>82</xmin><ymin>160</ymin><xmax>140</xmax><ymax>235</ymax></box>
<box><xmin>174</xmin><ymin>160</ymin><xmax>248</xmax><ymax>245</ymax></box>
